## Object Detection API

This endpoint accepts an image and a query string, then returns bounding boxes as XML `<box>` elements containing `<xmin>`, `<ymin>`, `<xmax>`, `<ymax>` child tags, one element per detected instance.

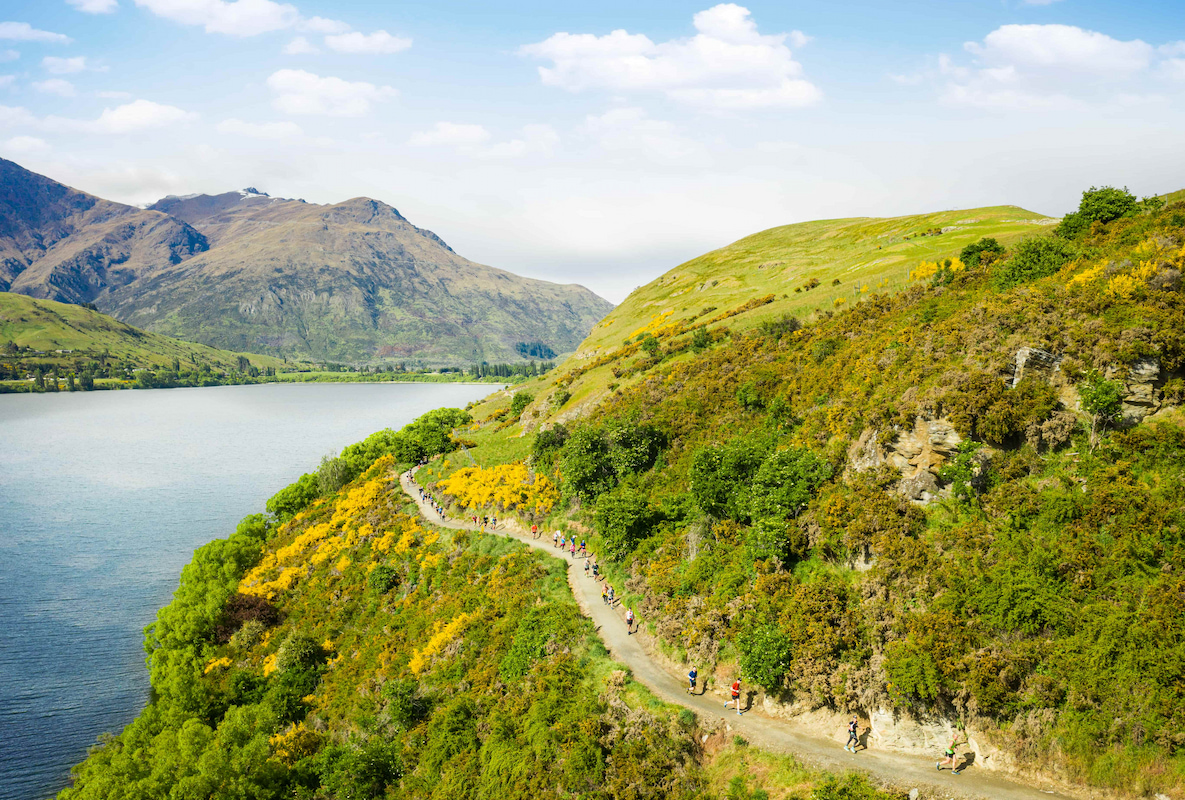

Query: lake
<box><xmin>0</xmin><ymin>382</ymin><xmax>498</xmax><ymax>800</ymax></box>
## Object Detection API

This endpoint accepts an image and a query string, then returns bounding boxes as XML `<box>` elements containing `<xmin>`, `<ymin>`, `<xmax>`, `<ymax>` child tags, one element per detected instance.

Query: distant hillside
<box><xmin>579</xmin><ymin>205</ymin><xmax>1053</xmax><ymax>361</ymax></box>
<box><xmin>0</xmin><ymin>291</ymin><xmax>281</xmax><ymax>372</ymax></box>
<box><xmin>1</xmin><ymin>160</ymin><xmax>613</xmax><ymax>366</ymax></box>
<box><xmin>0</xmin><ymin>158</ymin><xmax>207</xmax><ymax>301</ymax></box>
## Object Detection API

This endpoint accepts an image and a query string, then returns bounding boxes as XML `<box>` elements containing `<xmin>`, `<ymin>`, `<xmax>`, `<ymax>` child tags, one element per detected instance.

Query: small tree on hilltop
<box><xmin>1056</xmin><ymin>186</ymin><xmax>1139</xmax><ymax>239</ymax></box>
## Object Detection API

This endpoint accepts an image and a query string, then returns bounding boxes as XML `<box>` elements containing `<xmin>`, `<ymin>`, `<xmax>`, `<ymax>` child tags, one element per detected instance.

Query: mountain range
<box><xmin>0</xmin><ymin>159</ymin><xmax>612</xmax><ymax>365</ymax></box>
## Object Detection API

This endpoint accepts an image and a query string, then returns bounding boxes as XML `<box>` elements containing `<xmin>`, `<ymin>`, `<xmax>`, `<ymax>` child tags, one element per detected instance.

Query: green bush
<box><xmin>810</xmin><ymin>338</ymin><xmax>840</xmax><ymax>364</ymax></box>
<box><xmin>532</xmin><ymin>423</ymin><xmax>569</xmax><ymax>469</ymax></box>
<box><xmin>748</xmin><ymin>448</ymin><xmax>833</xmax><ymax>520</ymax></box>
<box><xmin>691</xmin><ymin>325</ymin><xmax>712</xmax><ymax>351</ymax></box>
<box><xmin>960</xmin><ymin>236</ymin><xmax>1005</xmax><ymax>268</ymax></box>
<box><xmin>736</xmin><ymin>381</ymin><xmax>763</xmax><ymax>410</ymax></box>
<box><xmin>994</xmin><ymin>236</ymin><xmax>1077</xmax><ymax>288</ymax></box>
<box><xmin>368</xmin><ymin>565</ymin><xmax>399</xmax><ymax>594</ymax></box>
<box><xmin>510</xmin><ymin>391</ymin><xmax>534</xmax><ymax>417</ymax></box>
<box><xmin>945</xmin><ymin>375</ymin><xmax>1059</xmax><ymax>445</ymax></box>
<box><xmin>740</xmin><ymin>625</ymin><xmax>793</xmax><ymax>691</ymax></box>
<box><xmin>689</xmin><ymin>435</ymin><xmax>772</xmax><ymax>521</ymax></box>
<box><xmin>594</xmin><ymin>480</ymin><xmax>653</xmax><ymax>561</ymax></box>
<box><xmin>561</xmin><ymin>427</ymin><xmax>615</xmax><ymax>502</ymax></box>
<box><xmin>266</xmin><ymin>473</ymin><xmax>319</xmax><ymax>521</ymax></box>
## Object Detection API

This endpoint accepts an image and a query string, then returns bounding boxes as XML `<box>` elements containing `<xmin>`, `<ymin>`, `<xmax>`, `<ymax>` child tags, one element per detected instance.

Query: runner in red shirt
<box><xmin>725</xmin><ymin>678</ymin><xmax>743</xmax><ymax>715</ymax></box>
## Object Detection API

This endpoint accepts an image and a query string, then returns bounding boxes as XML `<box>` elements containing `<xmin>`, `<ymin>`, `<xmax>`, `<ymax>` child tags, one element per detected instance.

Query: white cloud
<box><xmin>217</xmin><ymin>117</ymin><xmax>302</xmax><ymax>139</ymax></box>
<box><xmin>1</xmin><ymin>134</ymin><xmax>48</xmax><ymax>153</ymax></box>
<box><xmin>132</xmin><ymin>0</ymin><xmax>298</xmax><ymax>37</ymax></box>
<box><xmin>283</xmin><ymin>35</ymin><xmax>318</xmax><ymax>54</ymax></box>
<box><xmin>67</xmin><ymin>0</ymin><xmax>120</xmax><ymax>13</ymax></box>
<box><xmin>409</xmin><ymin>121</ymin><xmax>490</xmax><ymax>148</ymax></box>
<box><xmin>267</xmin><ymin>69</ymin><xmax>395</xmax><ymax>116</ymax></box>
<box><xmin>43</xmin><ymin>56</ymin><xmax>89</xmax><ymax>74</ymax></box>
<box><xmin>409</xmin><ymin>121</ymin><xmax>558</xmax><ymax>159</ymax></box>
<box><xmin>34</xmin><ymin>78</ymin><xmax>76</xmax><ymax>96</ymax></box>
<box><xmin>97</xmin><ymin>90</ymin><xmax>132</xmax><ymax>99</ymax></box>
<box><xmin>0</xmin><ymin>75</ymin><xmax>12</xmax><ymax>89</ymax></box>
<box><xmin>45</xmin><ymin>99</ymin><xmax>197</xmax><ymax>133</ymax></box>
<box><xmin>583</xmin><ymin>107</ymin><xmax>704</xmax><ymax>162</ymax></box>
<box><xmin>297</xmin><ymin>16</ymin><xmax>349</xmax><ymax>34</ymax></box>
<box><xmin>0</xmin><ymin>104</ymin><xmax>35</xmax><ymax>126</ymax></box>
<box><xmin>0</xmin><ymin>22</ymin><xmax>72</xmax><ymax>44</ymax></box>
<box><xmin>938</xmin><ymin>24</ymin><xmax>1183</xmax><ymax>108</ymax></box>
<box><xmin>324</xmin><ymin>30</ymin><xmax>411</xmax><ymax>54</ymax></box>
<box><xmin>0</xmin><ymin>49</ymin><xmax>18</xmax><ymax>62</ymax></box>
<box><xmin>519</xmin><ymin>3</ymin><xmax>820</xmax><ymax>111</ymax></box>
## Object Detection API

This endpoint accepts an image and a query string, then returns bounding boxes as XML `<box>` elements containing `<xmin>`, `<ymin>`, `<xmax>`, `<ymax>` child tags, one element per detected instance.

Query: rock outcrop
<box><xmin>848</xmin><ymin>418</ymin><xmax>962</xmax><ymax>502</ymax></box>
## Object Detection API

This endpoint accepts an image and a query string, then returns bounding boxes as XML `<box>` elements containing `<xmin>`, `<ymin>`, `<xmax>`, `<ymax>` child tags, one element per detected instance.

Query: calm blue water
<box><xmin>0</xmin><ymin>382</ymin><xmax>497</xmax><ymax>800</ymax></box>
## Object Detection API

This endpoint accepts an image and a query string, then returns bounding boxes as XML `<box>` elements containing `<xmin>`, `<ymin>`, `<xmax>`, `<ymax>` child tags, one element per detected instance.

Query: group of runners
<box><xmin>405</xmin><ymin>467</ymin><xmax>971</xmax><ymax>779</ymax></box>
<box><xmin>408</xmin><ymin>471</ymin><xmax>447</xmax><ymax>521</ymax></box>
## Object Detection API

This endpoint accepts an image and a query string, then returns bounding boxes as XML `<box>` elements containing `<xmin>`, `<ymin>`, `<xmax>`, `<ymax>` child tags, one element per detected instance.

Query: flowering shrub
<box><xmin>437</xmin><ymin>462</ymin><xmax>559</xmax><ymax>515</ymax></box>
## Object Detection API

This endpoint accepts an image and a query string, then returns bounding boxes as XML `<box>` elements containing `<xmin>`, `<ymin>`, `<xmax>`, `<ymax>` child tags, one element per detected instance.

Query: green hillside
<box><xmin>0</xmin><ymin>292</ymin><xmax>283</xmax><ymax>385</ymax></box>
<box><xmin>581</xmin><ymin>205</ymin><xmax>1051</xmax><ymax>356</ymax></box>
<box><xmin>413</xmin><ymin>188</ymin><xmax>1185</xmax><ymax>795</ymax></box>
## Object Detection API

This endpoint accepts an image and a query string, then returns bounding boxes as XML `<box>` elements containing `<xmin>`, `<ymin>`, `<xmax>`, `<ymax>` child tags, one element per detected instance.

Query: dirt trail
<box><xmin>400</xmin><ymin>469</ymin><xmax>1078</xmax><ymax>800</ymax></box>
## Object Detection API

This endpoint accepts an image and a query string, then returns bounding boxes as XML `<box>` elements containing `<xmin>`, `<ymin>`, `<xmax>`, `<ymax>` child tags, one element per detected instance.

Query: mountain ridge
<box><xmin>1</xmin><ymin>160</ymin><xmax>612</xmax><ymax>365</ymax></box>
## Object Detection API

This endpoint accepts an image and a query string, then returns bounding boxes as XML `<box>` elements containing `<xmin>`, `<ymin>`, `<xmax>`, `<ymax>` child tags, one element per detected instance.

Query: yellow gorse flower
<box><xmin>437</xmin><ymin>462</ymin><xmax>559</xmax><ymax>515</ymax></box>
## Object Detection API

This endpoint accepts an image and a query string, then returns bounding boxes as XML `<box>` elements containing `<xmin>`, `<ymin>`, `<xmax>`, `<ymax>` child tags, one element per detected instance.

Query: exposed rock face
<box><xmin>1010</xmin><ymin>346</ymin><xmax>1061</xmax><ymax>387</ymax></box>
<box><xmin>849</xmin><ymin>418</ymin><xmax>962</xmax><ymax>502</ymax></box>
<box><xmin>1119</xmin><ymin>358</ymin><xmax>1163</xmax><ymax>422</ymax></box>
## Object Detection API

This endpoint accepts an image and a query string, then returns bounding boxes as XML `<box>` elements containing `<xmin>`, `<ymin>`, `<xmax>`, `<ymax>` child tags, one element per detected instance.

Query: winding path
<box><xmin>400</xmin><ymin>468</ymin><xmax>1077</xmax><ymax>800</ymax></box>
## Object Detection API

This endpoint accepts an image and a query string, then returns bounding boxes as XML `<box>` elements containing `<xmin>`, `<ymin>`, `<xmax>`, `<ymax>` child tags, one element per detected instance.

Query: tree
<box><xmin>691</xmin><ymin>325</ymin><xmax>712</xmax><ymax>352</ymax></box>
<box><xmin>1079</xmin><ymin>370</ymin><xmax>1124</xmax><ymax>449</ymax></box>
<box><xmin>510</xmin><ymin>391</ymin><xmax>533</xmax><ymax>417</ymax></box>
<box><xmin>640</xmin><ymin>334</ymin><xmax>661</xmax><ymax>358</ymax></box>
<box><xmin>561</xmin><ymin>427</ymin><xmax>615</xmax><ymax>502</ymax></box>
<box><xmin>1055</xmin><ymin>186</ymin><xmax>1139</xmax><ymax>239</ymax></box>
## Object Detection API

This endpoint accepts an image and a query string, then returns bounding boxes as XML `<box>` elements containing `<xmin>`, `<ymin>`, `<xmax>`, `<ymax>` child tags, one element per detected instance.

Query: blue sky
<box><xmin>1</xmin><ymin>1</ymin><xmax>1183</xmax><ymax>302</ymax></box>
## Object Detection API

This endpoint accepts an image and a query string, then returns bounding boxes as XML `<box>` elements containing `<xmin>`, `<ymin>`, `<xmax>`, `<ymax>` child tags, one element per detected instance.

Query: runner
<box><xmin>607</xmin><ymin>586</ymin><xmax>615</xmax><ymax>605</ymax></box>
<box><xmin>570</xmin><ymin>540</ymin><xmax>576</xmax><ymax>557</ymax></box>
<box><xmin>937</xmin><ymin>733</ymin><xmax>964</xmax><ymax>774</ymax></box>
<box><xmin>492</xmin><ymin>516</ymin><xmax>498</xmax><ymax>530</ymax></box>
<box><xmin>601</xmin><ymin>584</ymin><xmax>608</xmax><ymax>604</ymax></box>
<box><xmin>580</xmin><ymin>539</ymin><xmax>586</xmax><ymax>556</ymax></box>
<box><xmin>725</xmin><ymin>678</ymin><xmax>743</xmax><ymax>715</ymax></box>
<box><xmin>687</xmin><ymin>666</ymin><xmax>697</xmax><ymax>695</ymax></box>
<box><xmin>625</xmin><ymin>607</ymin><xmax>635</xmax><ymax>634</ymax></box>
<box><xmin>584</xmin><ymin>558</ymin><xmax>590</xmax><ymax>577</ymax></box>
<box><xmin>844</xmin><ymin>716</ymin><xmax>860</xmax><ymax>752</ymax></box>
<box><xmin>553</xmin><ymin>530</ymin><xmax>559</xmax><ymax>548</ymax></box>
<box><xmin>591</xmin><ymin>562</ymin><xmax>599</xmax><ymax>580</ymax></box>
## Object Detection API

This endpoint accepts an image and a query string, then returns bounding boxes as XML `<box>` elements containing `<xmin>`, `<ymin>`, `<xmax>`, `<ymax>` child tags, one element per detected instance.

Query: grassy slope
<box><xmin>581</xmin><ymin>205</ymin><xmax>1050</xmax><ymax>354</ymax></box>
<box><xmin>0</xmin><ymin>291</ymin><xmax>283</xmax><ymax>370</ymax></box>
<box><xmin>453</xmin><ymin>204</ymin><xmax>1052</xmax><ymax>461</ymax></box>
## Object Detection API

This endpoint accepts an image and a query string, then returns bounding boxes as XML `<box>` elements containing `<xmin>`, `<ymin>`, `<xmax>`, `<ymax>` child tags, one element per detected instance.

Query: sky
<box><xmin>0</xmin><ymin>1</ymin><xmax>1183</xmax><ymax>303</ymax></box>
